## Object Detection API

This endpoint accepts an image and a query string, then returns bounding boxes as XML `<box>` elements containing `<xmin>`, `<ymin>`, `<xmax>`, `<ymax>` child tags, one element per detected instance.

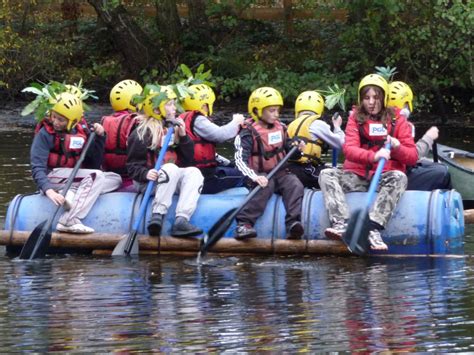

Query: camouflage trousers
<box><xmin>318</xmin><ymin>168</ymin><xmax>408</xmax><ymax>228</ymax></box>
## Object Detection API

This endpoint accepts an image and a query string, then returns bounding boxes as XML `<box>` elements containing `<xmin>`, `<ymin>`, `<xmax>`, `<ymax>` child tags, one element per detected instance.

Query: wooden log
<box><xmin>0</xmin><ymin>230</ymin><xmax>350</xmax><ymax>256</ymax></box>
<box><xmin>464</xmin><ymin>209</ymin><xmax>474</xmax><ymax>224</ymax></box>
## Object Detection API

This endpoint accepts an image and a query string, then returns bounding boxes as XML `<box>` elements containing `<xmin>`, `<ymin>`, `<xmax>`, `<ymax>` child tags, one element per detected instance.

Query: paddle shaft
<box><xmin>432</xmin><ymin>141</ymin><xmax>438</xmax><ymax>163</ymax></box>
<box><xmin>365</xmin><ymin>143</ymin><xmax>391</xmax><ymax>206</ymax></box>
<box><xmin>122</xmin><ymin>126</ymin><xmax>175</xmax><ymax>255</ymax></box>
<box><xmin>331</xmin><ymin>112</ymin><xmax>340</xmax><ymax>168</ymax></box>
<box><xmin>27</xmin><ymin>131</ymin><xmax>97</xmax><ymax>260</ymax></box>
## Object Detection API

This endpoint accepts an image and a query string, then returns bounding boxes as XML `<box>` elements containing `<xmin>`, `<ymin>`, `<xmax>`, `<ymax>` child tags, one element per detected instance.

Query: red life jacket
<box><xmin>146</xmin><ymin>127</ymin><xmax>179</xmax><ymax>168</ymax></box>
<box><xmin>248</xmin><ymin>120</ymin><xmax>286</xmax><ymax>173</ymax></box>
<box><xmin>181</xmin><ymin>110</ymin><xmax>217</xmax><ymax>169</ymax></box>
<box><xmin>357</xmin><ymin>116</ymin><xmax>395</xmax><ymax>152</ymax></box>
<box><xmin>39</xmin><ymin>119</ymin><xmax>89</xmax><ymax>169</ymax></box>
<box><xmin>101</xmin><ymin>111</ymin><xmax>138</xmax><ymax>176</ymax></box>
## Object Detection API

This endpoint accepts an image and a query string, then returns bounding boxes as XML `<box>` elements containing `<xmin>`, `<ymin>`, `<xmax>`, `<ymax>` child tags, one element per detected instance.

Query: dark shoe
<box><xmin>235</xmin><ymin>224</ymin><xmax>257</xmax><ymax>241</ymax></box>
<box><xmin>171</xmin><ymin>217</ymin><xmax>203</xmax><ymax>237</ymax></box>
<box><xmin>148</xmin><ymin>213</ymin><xmax>164</xmax><ymax>237</ymax></box>
<box><xmin>287</xmin><ymin>221</ymin><xmax>304</xmax><ymax>240</ymax></box>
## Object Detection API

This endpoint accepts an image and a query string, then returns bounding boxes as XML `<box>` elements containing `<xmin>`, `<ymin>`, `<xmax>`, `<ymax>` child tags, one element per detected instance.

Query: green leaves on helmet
<box><xmin>21</xmin><ymin>80</ymin><xmax>95</xmax><ymax>122</ymax></box>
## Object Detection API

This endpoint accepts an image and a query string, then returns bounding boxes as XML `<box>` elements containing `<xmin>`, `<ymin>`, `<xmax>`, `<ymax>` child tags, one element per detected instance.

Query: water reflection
<box><xmin>0</xmin><ymin>255</ymin><xmax>473</xmax><ymax>352</ymax></box>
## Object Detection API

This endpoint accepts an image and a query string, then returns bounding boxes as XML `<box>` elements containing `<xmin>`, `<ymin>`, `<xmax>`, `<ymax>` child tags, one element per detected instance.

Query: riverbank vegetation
<box><xmin>0</xmin><ymin>0</ymin><xmax>472</xmax><ymax>118</ymax></box>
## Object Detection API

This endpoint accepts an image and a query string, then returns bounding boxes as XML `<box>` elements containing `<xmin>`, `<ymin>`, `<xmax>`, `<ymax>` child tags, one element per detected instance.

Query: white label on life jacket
<box><xmin>69</xmin><ymin>137</ymin><xmax>85</xmax><ymax>149</ymax></box>
<box><xmin>268</xmin><ymin>131</ymin><xmax>283</xmax><ymax>145</ymax></box>
<box><xmin>368</xmin><ymin>123</ymin><xmax>387</xmax><ymax>136</ymax></box>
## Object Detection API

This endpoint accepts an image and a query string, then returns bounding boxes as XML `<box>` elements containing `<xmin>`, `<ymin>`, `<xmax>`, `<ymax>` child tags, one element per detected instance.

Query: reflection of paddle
<box><xmin>343</xmin><ymin>143</ymin><xmax>391</xmax><ymax>256</ymax></box>
<box><xmin>199</xmin><ymin>146</ymin><xmax>299</xmax><ymax>257</ymax></box>
<box><xmin>432</xmin><ymin>141</ymin><xmax>439</xmax><ymax>163</ymax></box>
<box><xmin>19</xmin><ymin>131</ymin><xmax>97</xmax><ymax>260</ymax></box>
<box><xmin>112</xmin><ymin>126</ymin><xmax>174</xmax><ymax>256</ymax></box>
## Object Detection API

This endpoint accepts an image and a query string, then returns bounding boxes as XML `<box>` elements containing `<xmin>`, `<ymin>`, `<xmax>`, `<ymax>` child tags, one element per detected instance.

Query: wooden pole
<box><xmin>465</xmin><ymin>209</ymin><xmax>474</xmax><ymax>224</ymax></box>
<box><xmin>0</xmin><ymin>230</ymin><xmax>350</xmax><ymax>256</ymax></box>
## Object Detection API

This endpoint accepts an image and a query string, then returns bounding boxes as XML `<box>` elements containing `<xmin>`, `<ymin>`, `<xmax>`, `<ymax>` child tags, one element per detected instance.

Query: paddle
<box><xmin>331</xmin><ymin>112</ymin><xmax>340</xmax><ymax>168</ymax></box>
<box><xmin>112</xmin><ymin>125</ymin><xmax>175</xmax><ymax>256</ymax></box>
<box><xmin>332</xmin><ymin>149</ymin><xmax>338</xmax><ymax>168</ymax></box>
<box><xmin>343</xmin><ymin>143</ymin><xmax>391</xmax><ymax>256</ymax></box>
<box><xmin>19</xmin><ymin>131</ymin><xmax>97</xmax><ymax>260</ymax></box>
<box><xmin>199</xmin><ymin>145</ymin><xmax>299</xmax><ymax>257</ymax></box>
<box><xmin>432</xmin><ymin>141</ymin><xmax>439</xmax><ymax>163</ymax></box>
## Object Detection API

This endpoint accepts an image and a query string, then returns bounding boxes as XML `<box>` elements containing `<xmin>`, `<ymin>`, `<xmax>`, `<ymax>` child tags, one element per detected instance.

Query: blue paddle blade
<box><xmin>19</xmin><ymin>220</ymin><xmax>52</xmax><ymax>260</ymax></box>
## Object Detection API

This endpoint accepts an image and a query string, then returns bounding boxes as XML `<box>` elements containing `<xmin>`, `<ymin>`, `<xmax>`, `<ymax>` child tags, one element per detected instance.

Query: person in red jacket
<box><xmin>318</xmin><ymin>74</ymin><xmax>418</xmax><ymax>251</ymax></box>
<box><xmin>102</xmin><ymin>79</ymin><xmax>143</xmax><ymax>190</ymax></box>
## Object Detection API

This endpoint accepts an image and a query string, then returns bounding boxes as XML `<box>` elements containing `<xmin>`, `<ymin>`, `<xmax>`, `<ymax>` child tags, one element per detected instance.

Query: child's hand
<box><xmin>232</xmin><ymin>114</ymin><xmax>245</xmax><ymax>126</ymax></box>
<box><xmin>374</xmin><ymin>147</ymin><xmax>391</xmax><ymax>162</ymax></box>
<box><xmin>254</xmin><ymin>175</ymin><xmax>268</xmax><ymax>188</ymax></box>
<box><xmin>45</xmin><ymin>189</ymin><xmax>65</xmax><ymax>206</ymax></box>
<box><xmin>424</xmin><ymin>126</ymin><xmax>439</xmax><ymax>141</ymax></box>
<box><xmin>387</xmin><ymin>135</ymin><xmax>400</xmax><ymax>149</ymax></box>
<box><xmin>146</xmin><ymin>169</ymin><xmax>159</xmax><ymax>181</ymax></box>
<box><xmin>332</xmin><ymin>113</ymin><xmax>342</xmax><ymax>130</ymax></box>
<box><xmin>290</xmin><ymin>139</ymin><xmax>306</xmax><ymax>152</ymax></box>
<box><xmin>173</xmin><ymin>117</ymin><xmax>186</xmax><ymax>136</ymax></box>
<box><xmin>92</xmin><ymin>123</ymin><xmax>105</xmax><ymax>136</ymax></box>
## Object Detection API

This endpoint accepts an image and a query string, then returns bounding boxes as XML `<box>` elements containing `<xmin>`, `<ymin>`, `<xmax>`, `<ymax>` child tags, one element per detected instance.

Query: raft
<box><xmin>0</xmin><ymin>188</ymin><xmax>465</xmax><ymax>256</ymax></box>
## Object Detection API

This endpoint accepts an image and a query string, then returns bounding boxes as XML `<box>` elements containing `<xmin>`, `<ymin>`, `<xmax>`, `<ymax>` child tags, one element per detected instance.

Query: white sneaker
<box><xmin>324</xmin><ymin>222</ymin><xmax>347</xmax><ymax>240</ymax></box>
<box><xmin>56</xmin><ymin>222</ymin><xmax>94</xmax><ymax>234</ymax></box>
<box><xmin>63</xmin><ymin>190</ymin><xmax>76</xmax><ymax>211</ymax></box>
<box><xmin>368</xmin><ymin>230</ymin><xmax>388</xmax><ymax>251</ymax></box>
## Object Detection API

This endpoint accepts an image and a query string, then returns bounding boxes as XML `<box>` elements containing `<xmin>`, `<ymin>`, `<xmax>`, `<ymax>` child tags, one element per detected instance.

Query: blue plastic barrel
<box><xmin>4</xmin><ymin>188</ymin><xmax>464</xmax><ymax>255</ymax></box>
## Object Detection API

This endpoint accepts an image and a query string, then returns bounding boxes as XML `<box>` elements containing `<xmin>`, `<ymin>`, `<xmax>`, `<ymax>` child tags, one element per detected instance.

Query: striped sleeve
<box><xmin>234</xmin><ymin>130</ymin><xmax>259</xmax><ymax>181</ymax></box>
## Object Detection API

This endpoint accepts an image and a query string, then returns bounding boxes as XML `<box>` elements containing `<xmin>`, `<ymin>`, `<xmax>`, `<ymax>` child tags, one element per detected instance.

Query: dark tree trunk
<box><xmin>186</xmin><ymin>0</ymin><xmax>209</xmax><ymax>30</ymax></box>
<box><xmin>61</xmin><ymin>0</ymin><xmax>81</xmax><ymax>36</ymax></box>
<box><xmin>283</xmin><ymin>0</ymin><xmax>294</xmax><ymax>36</ymax></box>
<box><xmin>87</xmin><ymin>0</ymin><xmax>156</xmax><ymax>78</ymax></box>
<box><xmin>154</xmin><ymin>0</ymin><xmax>181</xmax><ymax>45</ymax></box>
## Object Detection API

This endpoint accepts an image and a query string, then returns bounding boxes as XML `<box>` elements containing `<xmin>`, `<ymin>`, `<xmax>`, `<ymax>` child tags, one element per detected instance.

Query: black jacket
<box><xmin>126</xmin><ymin>129</ymin><xmax>195</xmax><ymax>183</ymax></box>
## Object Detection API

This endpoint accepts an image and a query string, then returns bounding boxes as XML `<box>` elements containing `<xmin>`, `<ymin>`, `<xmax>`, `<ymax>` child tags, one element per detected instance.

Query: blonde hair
<box><xmin>135</xmin><ymin>115</ymin><xmax>164</xmax><ymax>151</ymax></box>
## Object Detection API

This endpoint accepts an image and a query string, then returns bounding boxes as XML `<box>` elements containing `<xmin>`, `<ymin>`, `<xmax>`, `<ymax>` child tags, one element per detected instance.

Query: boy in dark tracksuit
<box><xmin>233</xmin><ymin>87</ymin><xmax>305</xmax><ymax>240</ymax></box>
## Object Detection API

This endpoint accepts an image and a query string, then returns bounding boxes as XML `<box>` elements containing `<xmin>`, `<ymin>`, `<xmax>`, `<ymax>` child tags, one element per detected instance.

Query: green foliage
<box><xmin>0</xmin><ymin>1</ymin><xmax>472</xmax><ymax>116</ymax></box>
<box><xmin>21</xmin><ymin>80</ymin><xmax>96</xmax><ymax>121</ymax></box>
<box><xmin>375</xmin><ymin>66</ymin><xmax>398</xmax><ymax>82</ymax></box>
<box><xmin>21</xmin><ymin>81</ymin><xmax>66</xmax><ymax>121</ymax></box>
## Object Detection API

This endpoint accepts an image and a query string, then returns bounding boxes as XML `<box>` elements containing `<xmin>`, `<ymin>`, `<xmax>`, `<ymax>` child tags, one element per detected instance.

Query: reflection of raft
<box><xmin>0</xmin><ymin>188</ymin><xmax>465</xmax><ymax>256</ymax></box>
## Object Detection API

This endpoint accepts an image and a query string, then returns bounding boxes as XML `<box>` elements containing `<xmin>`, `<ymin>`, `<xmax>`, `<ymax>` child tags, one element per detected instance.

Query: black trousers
<box><xmin>286</xmin><ymin>161</ymin><xmax>327</xmax><ymax>189</ymax></box>
<box><xmin>407</xmin><ymin>160</ymin><xmax>452</xmax><ymax>191</ymax></box>
<box><xmin>236</xmin><ymin>170</ymin><xmax>304</xmax><ymax>227</ymax></box>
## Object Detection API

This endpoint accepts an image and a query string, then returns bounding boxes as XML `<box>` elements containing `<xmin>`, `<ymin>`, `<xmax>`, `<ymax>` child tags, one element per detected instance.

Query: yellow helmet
<box><xmin>183</xmin><ymin>84</ymin><xmax>216</xmax><ymax>116</ymax></box>
<box><xmin>248</xmin><ymin>87</ymin><xmax>284</xmax><ymax>121</ymax></box>
<box><xmin>388</xmin><ymin>81</ymin><xmax>413</xmax><ymax>112</ymax></box>
<box><xmin>358</xmin><ymin>74</ymin><xmax>389</xmax><ymax>107</ymax></box>
<box><xmin>50</xmin><ymin>92</ymin><xmax>84</xmax><ymax>131</ymax></box>
<box><xmin>110</xmin><ymin>79</ymin><xmax>143</xmax><ymax>112</ymax></box>
<box><xmin>65</xmin><ymin>84</ymin><xmax>82</xmax><ymax>99</ymax></box>
<box><xmin>143</xmin><ymin>86</ymin><xmax>177</xmax><ymax>120</ymax></box>
<box><xmin>295</xmin><ymin>91</ymin><xmax>324</xmax><ymax>117</ymax></box>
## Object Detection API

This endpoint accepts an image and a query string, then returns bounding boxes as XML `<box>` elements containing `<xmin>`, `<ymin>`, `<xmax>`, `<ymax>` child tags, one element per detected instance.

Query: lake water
<box><xmin>0</xmin><ymin>106</ymin><xmax>473</xmax><ymax>352</ymax></box>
